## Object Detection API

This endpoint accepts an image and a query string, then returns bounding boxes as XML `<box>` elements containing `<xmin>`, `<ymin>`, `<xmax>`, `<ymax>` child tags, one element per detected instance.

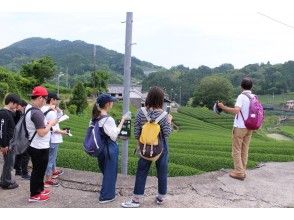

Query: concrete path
<box><xmin>0</xmin><ymin>159</ymin><xmax>293</xmax><ymax>208</ymax></box>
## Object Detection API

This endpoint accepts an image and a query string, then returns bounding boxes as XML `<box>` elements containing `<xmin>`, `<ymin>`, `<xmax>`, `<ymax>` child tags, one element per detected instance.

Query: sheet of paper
<box><xmin>58</xmin><ymin>114</ymin><xmax>69</xmax><ymax>123</ymax></box>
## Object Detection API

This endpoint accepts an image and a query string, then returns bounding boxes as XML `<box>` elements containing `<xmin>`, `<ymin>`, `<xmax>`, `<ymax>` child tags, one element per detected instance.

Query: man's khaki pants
<box><xmin>231</xmin><ymin>127</ymin><xmax>253</xmax><ymax>176</ymax></box>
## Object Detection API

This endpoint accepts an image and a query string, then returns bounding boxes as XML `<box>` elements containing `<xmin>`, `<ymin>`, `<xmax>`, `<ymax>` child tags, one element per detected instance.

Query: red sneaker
<box><xmin>41</xmin><ymin>189</ymin><xmax>51</xmax><ymax>196</ymax></box>
<box><xmin>52</xmin><ymin>174</ymin><xmax>59</xmax><ymax>179</ymax></box>
<box><xmin>44</xmin><ymin>180</ymin><xmax>59</xmax><ymax>188</ymax></box>
<box><xmin>29</xmin><ymin>194</ymin><xmax>49</xmax><ymax>202</ymax></box>
<box><xmin>52</xmin><ymin>170</ymin><xmax>64</xmax><ymax>176</ymax></box>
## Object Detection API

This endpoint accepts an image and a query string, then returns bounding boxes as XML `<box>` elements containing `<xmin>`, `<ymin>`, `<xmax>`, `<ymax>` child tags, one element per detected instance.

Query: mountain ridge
<box><xmin>0</xmin><ymin>37</ymin><xmax>163</xmax><ymax>77</ymax></box>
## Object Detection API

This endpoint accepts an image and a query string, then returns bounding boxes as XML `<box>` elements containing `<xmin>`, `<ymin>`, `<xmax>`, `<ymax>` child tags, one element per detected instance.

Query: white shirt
<box><xmin>234</xmin><ymin>90</ymin><xmax>254</xmax><ymax>128</ymax></box>
<box><xmin>41</xmin><ymin>105</ymin><xmax>63</xmax><ymax>144</ymax></box>
<box><xmin>98</xmin><ymin>116</ymin><xmax>120</xmax><ymax>142</ymax></box>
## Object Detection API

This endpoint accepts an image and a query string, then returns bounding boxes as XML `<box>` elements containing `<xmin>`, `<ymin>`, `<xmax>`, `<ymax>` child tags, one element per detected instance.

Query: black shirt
<box><xmin>14</xmin><ymin>110</ymin><xmax>23</xmax><ymax>124</ymax></box>
<box><xmin>0</xmin><ymin>109</ymin><xmax>16</xmax><ymax>148</ymax></box>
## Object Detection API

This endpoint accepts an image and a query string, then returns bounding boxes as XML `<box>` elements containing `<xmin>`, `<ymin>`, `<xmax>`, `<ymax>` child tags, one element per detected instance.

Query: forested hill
<box><xmin>0</xmin><ymin>37</ymin><xmax>162</xmax><ymax>77</ymax></box>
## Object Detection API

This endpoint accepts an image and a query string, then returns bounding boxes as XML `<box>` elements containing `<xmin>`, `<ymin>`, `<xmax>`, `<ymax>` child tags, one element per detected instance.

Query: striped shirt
<box><xmin>134</xmin><ymin>107</ymin><xmax>172</xmax><ymax>140</ymax></box>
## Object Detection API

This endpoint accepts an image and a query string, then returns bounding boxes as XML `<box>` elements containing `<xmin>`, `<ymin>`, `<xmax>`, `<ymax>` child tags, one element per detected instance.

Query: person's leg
<box><xmin>21</xmin><ymin>150</ymin><xmax>30</xmax><ymax>176</ymax></box>
<box><xmin>231</xmin><ymin>128</ymin><xmax>247</xmax><ymax>176</ymax></box>
<box><xmin>241</xmin><ymin>130</ymin><xmax>253</xmax><ymax>172</ymax></box>
<box><xmin>155</xmin><ymin>149</ymin><xmax>168</xmax><ymax>196</ymax></box>
<box><xmin>44</xmin><ymin>145</ymin><xmax>59</xmax><ymax>187</ymax></box>
<box><xmin>99</xmin><ymin>143</ymin><xmax>118</xmax><ymax>201</ymax></box>
<box><xmin>45</xmin><ymin>145</ymin><xmax>56</xmax><ymax>181</ymax></box>
<box><xmin>28</xmin><ymin>147</ymin><xmax>49</xmax><ymax>196</ymax></box>
<box><xmin>37</xmin><ymin>148</ymin><xmax>49</xmax><ymax>193</ymax></box>
<box><xmin>0</xmin><ymin>149</ymin><xmax>16</xmax><ymax>188</ymax></box>
<box><xmin>52</xmin><ymin>144</ymin><xmax>60</xmax><ymax>174</ymax></box>
<box><xmin>97</xmin><ymin>150</ymin><xmax>105</xmax><ymax>174</ymax></box>
<box><xmin>121</xmin><ymin>156</ymin><xmax>152</xmax><ymax>207</ymax></box>
<box><xmin>133</xmin><ymin>157</ymin><xmax>152</xmax><ymax>196</ymax></box>
<box><xmin>14</xmin><ymin>154</ymin><xmax>22</xmax><ymax>175</ymax></box>
<box><xmin>27</xmin><ymin>146</ymin><xmax>39</xmax><ymax>196</ymax></box>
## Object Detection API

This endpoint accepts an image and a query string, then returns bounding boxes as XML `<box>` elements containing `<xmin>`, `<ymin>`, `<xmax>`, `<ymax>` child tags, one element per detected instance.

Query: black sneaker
<box><xmin>22</xmin><ymin>174</ymin><xmax>31</xmax><ymax>180</ymax></box>
<box><xmin>156</xmin><ymin>196</ymin><xmax>164</xmax><ymax>205</ymax></box>
<box><xmin>99</xmin><ymin>196</ymin><xmax>116</xmax><ymax>204</ymax></box>
<box><xmin>1</xmin><ymin>183</ymin><xmax>19</xmax><ymax>190</ymax></box>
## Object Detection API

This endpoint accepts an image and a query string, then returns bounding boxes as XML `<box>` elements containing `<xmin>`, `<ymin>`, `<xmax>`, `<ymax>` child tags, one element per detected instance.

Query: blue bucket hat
<box><xmin>96</xmin><ymin>93</ymin><xmax>117</xmax><ymax>108</ymax></box>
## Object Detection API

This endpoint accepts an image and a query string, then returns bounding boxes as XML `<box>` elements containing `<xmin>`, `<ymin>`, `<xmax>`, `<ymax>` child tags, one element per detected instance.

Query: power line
<box><xmin>257</xmin><ymin>12</ymin><xmax>294</xmax><ymax>30</ymax></box>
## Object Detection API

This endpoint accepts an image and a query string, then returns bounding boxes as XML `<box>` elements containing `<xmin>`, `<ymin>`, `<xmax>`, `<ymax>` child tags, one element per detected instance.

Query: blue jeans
<box><xmin>45</xmin><ymin>143</ymin><xmax>59</xmax><ymax>176</ymax></box>
<box><xmin>134</xmin><ymin>140</ymin><xmax>168</xmax><ymax>196</ymax></box>
<box><xmin>97</xmin><ymin>140</ymin><xmax>118</xmax><ymax>201</ymax></box>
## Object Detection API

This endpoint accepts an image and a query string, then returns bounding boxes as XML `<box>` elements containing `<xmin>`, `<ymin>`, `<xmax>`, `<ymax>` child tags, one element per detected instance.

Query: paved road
<box><xmin>0</xmin><ymin>158</ymin><xmax>293</xmax><ymax>208</ymax></box>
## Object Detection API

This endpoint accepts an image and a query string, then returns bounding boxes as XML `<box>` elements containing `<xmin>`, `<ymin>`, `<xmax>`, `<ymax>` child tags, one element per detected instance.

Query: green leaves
<box><xmin>20</xmin><ymin>56</ymin><xmax>56</xmax><ymax>85</ymax></box>
<box><xmin>69</xmin><ymin>82</ymin><xmax>88</xmax><ymax>114</ymax></box>
<box><xmin>192</xmin><ymin>75</ymin><xmax>234</xmax><ymax>109</ymax></box>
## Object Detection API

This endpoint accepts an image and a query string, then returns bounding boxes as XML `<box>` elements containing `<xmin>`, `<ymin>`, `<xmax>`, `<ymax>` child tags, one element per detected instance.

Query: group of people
<box><xmin>92</xmin><ymin>87</ymin><xmax>173</xmax><ymax>207</ymax></box>
<box><xmin>93</xmin><ymin>78</ymin><xmax>255</xmax><ymax>208</ymax></box>
<box><xmin>0</xmin><ymin>86</ymin><xmax>68</xmax><ymax>202</ymax></box>
<box><xmin>1</xmin><ymin>77</ymin><xmax>255</xmax><ymax>207</ymax></box>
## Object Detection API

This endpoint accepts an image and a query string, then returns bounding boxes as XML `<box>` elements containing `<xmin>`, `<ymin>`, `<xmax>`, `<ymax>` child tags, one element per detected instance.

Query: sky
<box><xmin>1</xmin><ymin>0</ymin><xmax>294</xmax><ymax>69</ymax></box>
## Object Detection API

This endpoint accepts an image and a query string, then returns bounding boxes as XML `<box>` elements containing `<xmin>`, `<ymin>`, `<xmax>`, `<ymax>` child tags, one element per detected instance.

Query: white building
<box><xmin>285</xmin><ymin>100</ymin><xmax>294</xmax><ymax>110</ymax></box>
<box><xmin>107</xmin><ymin>84</ymin><xmax>175</xmax><ymax>110</ymax></box>
<box><xmin>107</xmin><ymin>84</ymin><xmax>145</xmax><ymax>108</ymax></box>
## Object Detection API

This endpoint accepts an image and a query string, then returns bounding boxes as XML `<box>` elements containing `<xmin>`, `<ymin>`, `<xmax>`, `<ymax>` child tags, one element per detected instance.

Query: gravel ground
<box><xmin>0</xmin><ymin>157</ymin><xmax>293</xmax><ymax>208</ymax></box>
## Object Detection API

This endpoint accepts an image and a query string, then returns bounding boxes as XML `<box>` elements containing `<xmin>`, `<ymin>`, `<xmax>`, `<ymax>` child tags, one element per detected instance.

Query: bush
<box><xmin>69</xmin><ymin>82</ymin><xmax>88</xmax><ymax>114</ymax></box>
<box><xmin>59</xmin><ymin>100</ymin><xmax>67</xmax><ymax>110</ymax></box>
<box><xmin>68</xmin><ymin>105</ymin><xmax>77</xmax><ymax>114</ymax></box>
<box><xmin>0</xmin><ymin>82</ymin><xmax>9</xmax><ymax>101</ymax></box>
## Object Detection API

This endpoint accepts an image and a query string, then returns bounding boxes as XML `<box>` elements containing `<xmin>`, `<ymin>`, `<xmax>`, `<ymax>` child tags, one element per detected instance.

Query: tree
<box><xmin>91</xmin><ymin>70</ymin><xmax>110</xmax><ymax>94</ymax></box>
<box><xmin>192</xmin><ymin>75</ymin><xmax>234</xmax><ymax>109</ymax></box>
<box><xmin>69</xmin><ymin>82</ymin><xmax>88</xmax><ymax>114</ymax></box>
<box><xmin>20</xmin><ymin>56</ymin><xmax>56</xmax><ymax>84</ymax></box>
<box><xmin>213</xmin><ymin>63</ymin><xmax>234</xmax><ymax>73</ymax></box>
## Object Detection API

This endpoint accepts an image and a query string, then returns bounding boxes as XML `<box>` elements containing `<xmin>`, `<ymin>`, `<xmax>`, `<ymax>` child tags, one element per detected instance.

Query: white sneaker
<box><xmin>121</xmin><ymin>199</ymin><xmax>140</xmax><ymax>208</ymax></box>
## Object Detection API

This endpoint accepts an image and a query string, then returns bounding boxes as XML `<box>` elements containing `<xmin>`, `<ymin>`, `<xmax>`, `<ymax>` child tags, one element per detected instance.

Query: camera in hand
<box><xmin>166</xmin><ymin>105</ymin><xmax>171</xmax><ymax>114</ymax></box>
<box><xmin>63</xmin><ymin>127</ymin><xmax>72</xmax><ymax>136</ymax></box>
<box><xmin>213</xmin><ymin>101</ymin><xmax>223</xmax><ymax>114</ymax></box>
<box><xmin>117</xmin><ymin>119</ymin><xmax>131</xmax><ymax>139</ymax></box>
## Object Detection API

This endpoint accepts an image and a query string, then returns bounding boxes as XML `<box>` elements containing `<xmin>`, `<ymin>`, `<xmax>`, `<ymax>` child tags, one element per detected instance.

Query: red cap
<box><xmin>30</xmin><ymin>86</ymin><xmax>48</xmax><ymax>97</ymax></box>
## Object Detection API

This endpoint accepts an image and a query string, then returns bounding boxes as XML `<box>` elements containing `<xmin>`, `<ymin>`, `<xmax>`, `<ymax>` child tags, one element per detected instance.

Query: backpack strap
<box><xmin>141</xmin><ymin>107</ymin><xmax>151</xmax><ymax>122</ymax></box>
<box><xmin>242</xmin><ymin>92</ymin><xmax>253</xmax><ymax>100</ymax></box>
<box><xmin>141</xmin><ymin>107</ymin><xmax>167</xmax><ymax>124</ymax></box>
<box><xmin>44</xmin><ymin>108</ymin><xmax>53</xmax><ymax>116</ymax></box>
<box><xmin>24</xmin><ymin>107</ymin><xmax>37</xmax><ymax>143</ymax></box>
<box><xmin>238</xmin><ymin>92</ymin><xmax>253</xmax><ymax>122</ymax></box>
<box><xmin>155</xmin><ymin>111</ymin><xmax>168</xmax><ymax>124</ymax></box>
<box><xmin>96</xmin><ymin>115</ymin><xmax>110</xmax><ymax>159</ymax></box>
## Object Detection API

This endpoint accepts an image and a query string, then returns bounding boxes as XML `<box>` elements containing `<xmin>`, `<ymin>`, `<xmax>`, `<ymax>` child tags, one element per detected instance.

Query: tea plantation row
<box><xmin>57</xmin><ymin>107</ymin><xmax>294</xmax><ymax>176</ymax></box>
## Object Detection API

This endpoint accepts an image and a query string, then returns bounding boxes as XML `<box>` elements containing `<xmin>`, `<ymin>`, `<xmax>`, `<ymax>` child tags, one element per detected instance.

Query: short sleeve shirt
<box><xmin>233</xmin><ymin>90</ymin><xmax>253</xmax><ymax>128</ymax></box>
<box><xmin>25</xmin><ymin>104</ymin><xmax>50</xmax><ymax>149</ymax></box>
<box><xmin>41</xmin><ymin>105</ymin><xmax>63</xmax><ymax>144</ymax></box>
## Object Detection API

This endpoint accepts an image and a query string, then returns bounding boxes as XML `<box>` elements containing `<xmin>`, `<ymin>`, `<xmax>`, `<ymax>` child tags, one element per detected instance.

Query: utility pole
<box><xmin>57</xmin><ymin>72</ymin><xmax>64</xmax><ymax>97</ymax></box>
<box><xmin>93</xmin><ymin>44</ymin><xmax>96</xmax><ymax>89</ymax></box>
<box><xmin>66</xmin><ymin>66</ymin><xmax>69</xmax><ymax>88</ymax></box>
<box><xmin>179</xmin><ymin>86</ymin><xmax>182</xmax><ymax>105</ymax></box>
<box><xmin>93</xmin><ymin>44</ymin><xmax>96</xmax><ymax>71</ymax></box>
<box><xmin>122</xmin><ymin>12</ymin><xmax>133</xmax><ymax>175</ymax></box>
